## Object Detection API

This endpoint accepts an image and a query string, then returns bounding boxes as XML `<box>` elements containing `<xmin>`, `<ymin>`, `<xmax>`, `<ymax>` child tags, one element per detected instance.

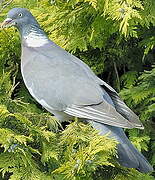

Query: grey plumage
<box><xmin>91</xmin><ymin>121</ymin><xmax>152</xmax><ymax>173</ymax></box>
<box><xmin>2</xmin><ymin>7</ymin><xmax>153</xmax><ymax>173</ymax></box>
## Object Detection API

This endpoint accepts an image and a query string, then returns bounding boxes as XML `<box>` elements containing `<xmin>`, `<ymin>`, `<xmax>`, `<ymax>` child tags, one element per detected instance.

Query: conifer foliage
<box><xmin>0</xmin><ymin>0</ymin><xmax>154</xmax><ymax>179</ymax></box>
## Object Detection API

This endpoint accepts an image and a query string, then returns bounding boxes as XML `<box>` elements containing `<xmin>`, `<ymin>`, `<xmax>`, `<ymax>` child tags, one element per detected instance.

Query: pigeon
<box><xmin>1</xmin><ymin>8</ymin><xmax>153</xmax><ymax>173</ymax></box>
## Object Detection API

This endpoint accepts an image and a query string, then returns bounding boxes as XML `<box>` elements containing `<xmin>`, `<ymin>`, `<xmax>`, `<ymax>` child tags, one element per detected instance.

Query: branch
<box><xmin>113</xmin><ymin>61</ymin><xmax>120</xmax><ymax>92</ymax></box>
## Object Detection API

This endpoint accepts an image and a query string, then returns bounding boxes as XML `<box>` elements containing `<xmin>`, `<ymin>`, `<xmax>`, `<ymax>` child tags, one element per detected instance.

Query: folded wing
<box><xmin>64</xmin><ymin>82</ymin><xmax>144</xmax><ymax>129</ymax></box>
<box><xmin>65</xmin><ymin>101</ymin><xmax>141</xmax><ymax>129</ymax></box>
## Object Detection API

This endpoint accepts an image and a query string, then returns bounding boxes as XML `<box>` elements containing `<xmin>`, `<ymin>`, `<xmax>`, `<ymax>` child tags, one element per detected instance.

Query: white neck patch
<box><xmin>24</xmin><ymin>31</ymin><xmax>49</xmax><ymax>47</ymax></box>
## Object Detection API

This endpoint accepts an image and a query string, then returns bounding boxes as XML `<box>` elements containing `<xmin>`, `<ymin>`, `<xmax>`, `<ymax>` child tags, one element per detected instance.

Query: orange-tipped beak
<box><xmin>1</xmin><ymin>18</ymin><xmax>13</xmax><ymax>28</ymax></box>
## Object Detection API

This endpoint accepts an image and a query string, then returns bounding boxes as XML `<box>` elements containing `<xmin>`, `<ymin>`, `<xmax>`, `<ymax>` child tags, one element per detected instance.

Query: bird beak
<box><xmin>1</xmin><ymin>18</ymin><xmax>14</xmax><ymax>28</ymax></box>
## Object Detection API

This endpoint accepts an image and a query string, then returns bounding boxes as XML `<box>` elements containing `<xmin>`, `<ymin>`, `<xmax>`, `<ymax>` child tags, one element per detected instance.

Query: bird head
<box><xmin>1</xmin><ymin>8</ymin><xmax>39</xmax><ymax>32</ymax></box>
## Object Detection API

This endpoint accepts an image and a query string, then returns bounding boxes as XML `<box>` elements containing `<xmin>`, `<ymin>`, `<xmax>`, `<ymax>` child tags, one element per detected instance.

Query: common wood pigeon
<box><xmin>2</xmin><ymin>8</ymin><xmax>153</xmax><ymax>173</ymax></box>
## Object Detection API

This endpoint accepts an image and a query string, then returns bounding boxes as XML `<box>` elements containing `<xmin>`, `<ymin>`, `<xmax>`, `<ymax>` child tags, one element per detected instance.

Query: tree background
<box><xmin>0</xmin><ymin>0</ymin><xmax>155</xmax><ymax>179</ymax></box>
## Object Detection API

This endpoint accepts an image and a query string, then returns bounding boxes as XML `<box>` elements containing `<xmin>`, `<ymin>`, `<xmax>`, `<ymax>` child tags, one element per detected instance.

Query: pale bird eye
<box><xmin>18</xmin><ymin>13</ymin><xmax>23</xmax><ymax>17</ymax></box>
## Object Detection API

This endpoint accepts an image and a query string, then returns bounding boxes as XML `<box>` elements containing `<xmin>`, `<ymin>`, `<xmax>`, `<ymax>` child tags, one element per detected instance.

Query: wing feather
<box><xmin>101</xmin><ymin>86</ymin><xmax>144</xmax><ymax>129</ymax></box>
<box><xmin>64</xmin><ymin>101</ymin><xmax>138</xmax><ymax>129</ymax></box>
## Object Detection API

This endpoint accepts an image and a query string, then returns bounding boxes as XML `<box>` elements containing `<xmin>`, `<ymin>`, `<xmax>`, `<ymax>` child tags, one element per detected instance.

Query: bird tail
<box><xmin>90</xmin><ymin>121</ymin><xmax>153</xmax><ymax>173</ymax></box>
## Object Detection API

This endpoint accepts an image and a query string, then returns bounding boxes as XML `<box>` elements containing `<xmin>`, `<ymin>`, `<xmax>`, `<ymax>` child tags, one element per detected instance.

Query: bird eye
<box><xmin>18</xmin><ymin>13</ymin><xmax>23</xmax><ymax>17</ymax></box>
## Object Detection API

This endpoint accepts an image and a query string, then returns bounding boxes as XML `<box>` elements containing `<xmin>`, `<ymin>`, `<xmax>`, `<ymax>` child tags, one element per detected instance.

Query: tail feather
<box><xmin>117</xmin><ymin>140</ymin><xmax>153</xmax><ymax>173</ymax></box>
<box><xmin>90</xmin><ymin>121</ymin><xmax>153</xmax><ymax>173</ymax></box>
<box><xmin>87</xmin><ymin>86</ymin><xmax>153</xmax><ymax>172</ymax></box>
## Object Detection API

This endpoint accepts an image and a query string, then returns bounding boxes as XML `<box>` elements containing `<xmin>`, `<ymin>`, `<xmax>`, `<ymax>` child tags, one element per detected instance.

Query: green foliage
<box><xmin>0</xmin><ymin>0</ymin><xmax>154</xmax><ymax>179</ymax></box>
<box><xmin>53</xmin><ymin>121</ymin><xmax>117</xmax><ymax>179</ymax></box>
<box><xmin>120</xmin><ymin>66</ymin><xmax>155</xmax><ymax>172</ymax></box>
